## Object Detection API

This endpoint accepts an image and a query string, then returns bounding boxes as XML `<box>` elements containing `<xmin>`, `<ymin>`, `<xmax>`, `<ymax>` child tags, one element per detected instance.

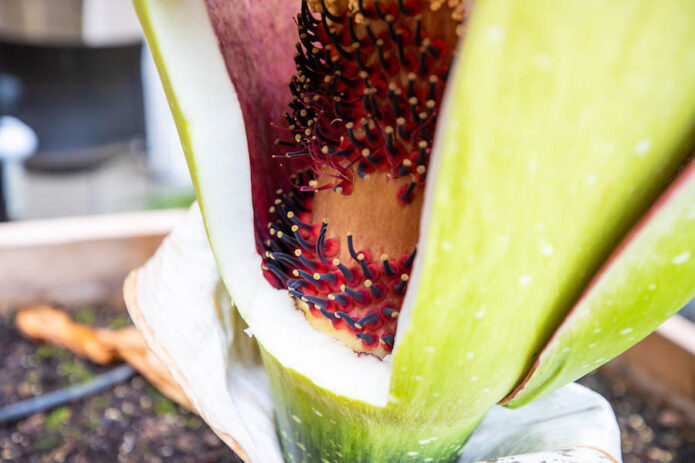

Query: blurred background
<box><xmin>0</xmin><ymin>0</ymin><xmax>194</xmax><ymax>223</ymax></box>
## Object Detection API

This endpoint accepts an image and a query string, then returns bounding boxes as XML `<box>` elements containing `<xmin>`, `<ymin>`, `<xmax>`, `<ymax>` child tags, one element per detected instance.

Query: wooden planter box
<box><xmin>0</xmin><ymin>209</ymin><xmax>184</xmax><ymax>311</ymax></box>
<box><xmin>1</xmin><ymin>210</ymin><xmax>694</xmax><ymax>420</ymax></box>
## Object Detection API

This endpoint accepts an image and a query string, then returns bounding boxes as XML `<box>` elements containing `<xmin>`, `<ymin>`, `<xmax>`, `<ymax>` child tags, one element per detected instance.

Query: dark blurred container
<box><xmin>0</xmin><ymin>0</ymin><xmax>144</xmax><ymax>172</ymax></box>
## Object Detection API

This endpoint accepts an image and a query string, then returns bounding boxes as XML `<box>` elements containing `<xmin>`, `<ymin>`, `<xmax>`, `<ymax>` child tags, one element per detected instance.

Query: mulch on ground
<box><xmin>579</xmin><ymin>372</ymin><xmax>694</xmax><ymax>463</ymax></box>
<box><xmin>0</xmin><ymin>307</ymin><xmax>241</xmax><ymax>463</ymax></box>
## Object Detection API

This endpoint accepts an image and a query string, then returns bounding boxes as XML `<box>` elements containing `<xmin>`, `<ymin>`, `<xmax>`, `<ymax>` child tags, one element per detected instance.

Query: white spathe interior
<box><xmin>143</xmin><ymin>0</ymin><xmax>448</xmax><ymax>406</ymax></box>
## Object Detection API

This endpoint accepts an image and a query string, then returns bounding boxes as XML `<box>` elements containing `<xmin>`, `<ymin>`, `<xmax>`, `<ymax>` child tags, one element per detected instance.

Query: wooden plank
<box><xmin>0</xmin><ymin>209</ymin><xmax>185</xmax><ymax>311</ymax></box>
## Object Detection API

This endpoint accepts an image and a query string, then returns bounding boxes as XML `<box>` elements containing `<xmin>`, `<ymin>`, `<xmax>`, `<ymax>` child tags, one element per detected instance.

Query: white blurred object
<box><xmin>125</xmin><ymin>205</ymin><xmax>622</xmax><ymax>463</ymax></box>
<box><xmin>82</xmin><ymin>0</ymin><xmax>141</xmax><ymax>46</ymax></box>
<box><xmin>0</xmin><ymin>116</ymin><xmax>38</xmax><ymax>219</ymax></box>
<box><xmin>0</xmin><ymin>0</ymin><xmax>140</xmax><ymax>46</ymax></box>
<box><xmin>0</xmin><ymin>116</ymin><xmax>37</xmax><ymax>161</ymax></box>
<box><xmin>142</xmin><ymin>45</ymin><xmax>191</xmax><ymax>187</ymax></box>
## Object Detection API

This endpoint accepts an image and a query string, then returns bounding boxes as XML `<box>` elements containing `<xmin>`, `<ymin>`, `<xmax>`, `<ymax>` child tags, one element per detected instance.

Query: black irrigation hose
<box><xmin>0</xmin><ymin>364</ymin><xmax>136</xmax><ymax>424</ymax></box>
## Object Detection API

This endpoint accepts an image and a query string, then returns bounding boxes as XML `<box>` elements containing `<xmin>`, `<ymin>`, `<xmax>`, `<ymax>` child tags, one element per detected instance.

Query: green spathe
<box><xmin>133</xmin><ymin>0</ymin><xmax>695</xmax><ymax>461</ymax></box>
<box><xmin>504</xmin><ymin>161</ymin><xmax>695</xmax><ymax>407</ymax></box>
<box><xmin>391</xmin><ymin>0</ymin><xmax>695</xmax><ymax>414</ymax></box>
<box><xmin>262</xmin><ymin>349</ymin><xmax>480</xmax><ymax>462</ymax></box>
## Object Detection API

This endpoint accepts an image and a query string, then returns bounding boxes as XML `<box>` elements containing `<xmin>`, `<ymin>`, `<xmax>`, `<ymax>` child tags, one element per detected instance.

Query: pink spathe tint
<box><xmin>205</xmin><ymin>0</ymin><xmax>298</xmax><ymax>245</ymax></box>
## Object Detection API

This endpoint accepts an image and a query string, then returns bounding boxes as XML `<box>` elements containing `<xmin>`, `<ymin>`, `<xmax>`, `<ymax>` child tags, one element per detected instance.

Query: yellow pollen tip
<box><xmin>357</xmin><ymin>253</ymin><xmax>365</xmax><ymax>261</ymax></box>
<box><xmin>340</xmin><ymin>284</ymin><xmax>346</xmax><ymax>291</ymax></box>
<box><xmin>313</xmin><ymin>273</ymin><xmax>321</xmax><ymax>280</ymax></box>
<box><xmin>401</xmin><ymin>274</ymin><xmax>409</xmax><ymax>281</ymax></box>
<box><xmin>294</xmin><ymin>249</ymin><xmax>302</xmax><ymax>256</ymax></box>
<box><xmin>333</xmin><ymin>258</ymin><xmax>340</xmax><ymax>266</ymax></box>
<box><xmin>293</xmin><ymin>270</ymin><xmax>300</xmax><ymax>277</ymax></box>
<box><xmin>287</xmin><ymin>211</ymin><xmax>294</xmax><ymax>218</ymax></box>
<box><xmin>381</xmin><ymin>254</ymin><xmax>389</xmax><ymax>261</ymax></box>
<box><xmin>365</xmin><ymin>280</ymin><xmax>372</xmax><ymax>287</ymax></box>
<box><xmin>291</xmin><ymin>225</ymin><xmax>299</xmax><ymax>232</ymax></box>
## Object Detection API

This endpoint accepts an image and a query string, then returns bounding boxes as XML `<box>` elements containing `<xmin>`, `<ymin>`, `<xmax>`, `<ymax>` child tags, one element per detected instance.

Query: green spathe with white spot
<box><xmin>390</xmin><ymin>0</ymin><xmax>695</xmax><ymax>421</ymax></box>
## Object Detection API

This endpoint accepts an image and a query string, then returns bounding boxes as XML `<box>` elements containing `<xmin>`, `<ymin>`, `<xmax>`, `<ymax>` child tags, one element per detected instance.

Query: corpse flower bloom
<box><xmin>131</xmin><ymin>0</ymin><xmax>695</xmax><ymax>461</ymax></box>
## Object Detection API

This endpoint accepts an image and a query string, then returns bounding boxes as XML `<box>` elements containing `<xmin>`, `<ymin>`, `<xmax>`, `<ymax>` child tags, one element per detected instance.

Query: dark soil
<box><xmin>1</xmin><ymin>306</ymin><xmax>693</xmax><ymax>462</ymax></box>
<box><xmin>579</xmin><ymin>372</ymin><xmax>695</xmax><ymax>463</ymax></box>
<box><xmin>0</xmin><ymin>307</ymin><xmax>241</xmax><ymax>463</ymax></box>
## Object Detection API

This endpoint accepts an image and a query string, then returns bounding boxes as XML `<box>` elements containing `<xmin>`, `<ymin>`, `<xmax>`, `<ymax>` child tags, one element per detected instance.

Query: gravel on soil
<box><xmin>579</xmin><ymin>372</ymin><xmax>695</xmax><ymax>463</ymax></box>
<box><xmin>0</xmin><ymin>307</ymin><xmax>242</xmax><ymax>463</ymax></box>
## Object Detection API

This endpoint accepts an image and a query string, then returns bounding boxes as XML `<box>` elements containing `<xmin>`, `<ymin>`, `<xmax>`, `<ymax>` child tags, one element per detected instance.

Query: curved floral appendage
<box><xmin>124</xmin><ymin>205</ymin><xmax>280</xmax><ymax>463</ymax></box>
<box><xmin>204</xmin><ymin>0</ymin><xmax>298</xmax><ymax>237</ymax></box>
<box><xmin>475</xmin><ymin>448</ymin><xmax>617</xmax><ymax>463</ymax></box>
<box><xmin>503</xmin><ymin>159</ymin><xmax>695</xmax><ymax>407</ymax></box>
<box><xmin>463</xmin><ymin>383</ymin><xmax>620</xmax><ymax>462</ymax></box>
